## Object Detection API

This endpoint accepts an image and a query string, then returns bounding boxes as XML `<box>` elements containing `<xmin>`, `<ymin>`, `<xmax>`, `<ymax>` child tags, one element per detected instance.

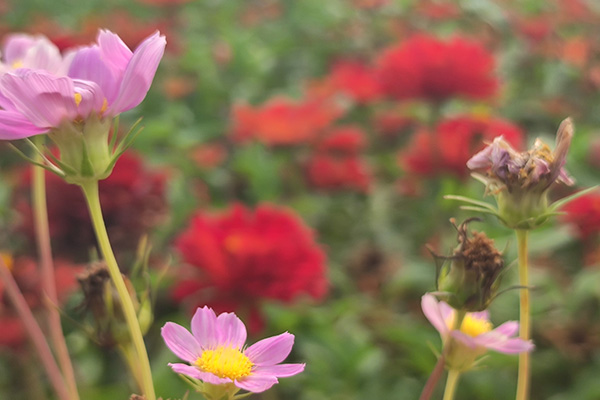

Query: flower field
<box><xmin>0</xmin><ymin>1</ymin><xmax>599</xmax><ymax>399</ymax></box>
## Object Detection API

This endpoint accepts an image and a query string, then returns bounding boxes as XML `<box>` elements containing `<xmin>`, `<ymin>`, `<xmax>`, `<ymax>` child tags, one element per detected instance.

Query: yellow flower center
<box><xmin>74</xmin><ymin>93</ymin><xmax>82</xmax><ymax>107</ymax></box>
<box><xmin>195</xmin><ymin>346</ymin><xmax>254</xmax><ymax>380</ymax></box>
<box><xmin>459</xmin><ymin>314</ymin><xmax>493</xmax><ymax>337</ymax></box>
<box><xmin>11</xmin><ymin>60</ymin><xmax>23</xmax><ymax>69</ymax></box>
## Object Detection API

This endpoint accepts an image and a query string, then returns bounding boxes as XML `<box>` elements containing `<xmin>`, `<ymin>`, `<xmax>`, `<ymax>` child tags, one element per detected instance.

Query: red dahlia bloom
<box><xmin>173</xmin><ymin>204</ymin><xmax>328</xmax><ymax>331</ymax></box>
<box><xmin>399</xmin><ymin>115</ymin><xmax>524</xmax><ymax>179</ymax></box>
<box><xmin>13</xmin><ymin>152</ymin><xmax>168</xmax><ymax>262</ymax></box>
<box><xmin>561</xmin><ymin>192</ymin><xmax>600</xmax><ymax>239</ymax></box>
<box><xmin>230</xmin><ymin>97</ymin><xmax>343</xmax><ymax>146</ymax></box>
<box><xmin>376</xmin><ymin>35</ymin><xmax>498</xmax><ymax>102</ymax></box>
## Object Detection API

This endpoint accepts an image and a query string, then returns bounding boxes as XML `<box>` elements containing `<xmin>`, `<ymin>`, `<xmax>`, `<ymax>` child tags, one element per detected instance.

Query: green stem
<box><xmin>442</xmin><ymin>370</ymin><xmax>461</xmax><ymax>400</ymax></box>
<box><xmin>31</xmin><ymin>140</ymin><xmax>80</xmax><ymax>400</ymax></box>
<box><xmin>515</xmin><ymin>229</ymin><xmax>530</xmax><ymax>400</ymax></box>
<box><xmin>79</xmin><ymin>180</ymin><xmax>156</xmax><ymax>400</ymax></box>
<box><xmin>119</xmin><ymin>344</ymin><xmax>144</xmax><ymax>391</ymax></box>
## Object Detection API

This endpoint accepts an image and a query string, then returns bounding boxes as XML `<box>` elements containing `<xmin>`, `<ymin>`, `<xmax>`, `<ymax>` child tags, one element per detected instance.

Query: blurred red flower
<box><xmin>0</xmin><ymin>256</ymin><xmax>81</xmax><ymax>348</ymax></box>
<box><xmin>172</xmin><ymin>204</ymin><xmax>328</xmax><ymax>331</ymax></box>
<box><xmin>306</xmin><ymin>126</ymin><xmax>372</xmax><ymax>192</ymax></box>
<box><xmin>561</xmin><ymin>192</ymin><xmax>600</xmax><ymax>239</ymax></box>
<box><xmin>376</xmin><ymin>35</ymin><xmax>498</xmax><ymax>102</ymax></box>
<box><xmin>326</xmin><ymin>60</ymin><xmax>381</xmax><ymax>103</ymax></box>
<box><xmin>230</xmin><ymin>97</ymin><xmax>343</xmax><ymax>146</ymax></box>
<box><xmin>399</xmin><ymin>115</ymin><xmax>524</xmax><ymax>179</ymax></box>
<box><xmin>13</xmin><ymin>152</ymin><xmax>168</xmax><ymax>262</ymax></box>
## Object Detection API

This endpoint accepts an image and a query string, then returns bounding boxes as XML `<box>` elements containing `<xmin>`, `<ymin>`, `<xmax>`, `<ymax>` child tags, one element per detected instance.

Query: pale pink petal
<box><xmin>421</xmin><ymin>294</ymin><xmax>450</xmax><ymax>337</ymax></box>
<box><xmin>161</xmin><ymin>322</ymin><xmax>202</xmax><ymax>363</ymax></box>
<box><xmin>97</xmin><ymin>30</ymin><xmax>132</xmax><ymax>73</ymax></box>
<box><xmin>450</xmin><ymin>330</ymin><xmax>478</xmax><ymax>349</ymax></box>
<box><xmin>72</xmin><ymin>79</ymin><xmax>105</xmax><ymax>118</ymax></box>
<box><xmin>252</xmin><ymin>363</ymin><xmax>305</xmax><ymax>378</ymax></box>
<box><xmin>20</xmin><ymin>37</ymin><xmax>63</xmax><ymax>73</ymax></box>
<box><xmin>245</xmin><ymin>332</ymin><xmax>294</xmax><ymax>366</ymax></box>
<box><xmin>0</xmin><ymin>109</ymin><xmax>47</xmax><ymax>139</ymax></box>
<box><xmin>191</xmin><ymin>306</ymin><xmax>219</xmax><ymax>349</ymax></box>
<box><xmin>108</xmin><ymin>32</ymin><xmax>166</xmax><ymax>114</ymax></box>
<box><xmin>481</xmin><ymin>337</ymin><xmax>534</xmax><ymax>354</ymax></box>
<box><xmin>492</xmin><ymin>321</ymin><xmax>519</xmax><ymax>337</ymax></box>
<box><xmin>195</xmin><ymin>371</ymin><xmax>233</xmax><ymax>385</ymax></box>
<box><xmin>216</xmin><ymin>312</ymin><xmax>247</xmax><ymax>349</ymax></box>
<box><xmin>235</xmin><ymin>375</ymin><xmax>279</xmax><ymax>393</ymax></box>
<box><xmin>1</xmin><ymin>70</ymin><xmax>78</xmax><ymax>127</ymax></box>
<box><xmin>168</xmin><ymin>363</ymin><xmax>203</xmax><ymax>380</ymax></box>
<box><xmin>469</xmin><ymin>310</ymin><xmax>490</xmax><ymax>321</ymax></box>
<box><xmin>68</xmin><ymin>46</ymin><xmax>120</xmax><ymax>103</ymax></box>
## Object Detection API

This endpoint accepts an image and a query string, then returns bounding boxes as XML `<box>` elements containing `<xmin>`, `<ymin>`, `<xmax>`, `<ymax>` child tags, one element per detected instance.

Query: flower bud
<box><xmin>77</xmin><ymin>261</ymin><xmax>152</xmax><ymax>347</ymax></box>
<box><xmin>433</xmin><ymin>218</ymin><xmax>504</xmax><ymax>312</ymax></box>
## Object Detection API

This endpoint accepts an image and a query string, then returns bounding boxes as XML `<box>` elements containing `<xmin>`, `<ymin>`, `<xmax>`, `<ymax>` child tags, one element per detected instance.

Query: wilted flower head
<box><xmin>432</xmin><ymin>218</ymin><xmax>504</xmax><ymax>312</ymax></box>
<box><xmin>0</xmin><ymin>30</ymin><xmax>166</xmax><ymax>183</ymax></box>
<box><xmin>422</xmin><ymin>294</ymin><xmax>534</xmax><ymax>372</ymax></box>
<box><xmin>162</xmin><ymin>306</ymin><xmax>304</xmax><ymax>398</ymax></box>
<box><xmin>465</xmin><ymin>118</ymin><xmax>575</xmax><ymax>229</ymax></box>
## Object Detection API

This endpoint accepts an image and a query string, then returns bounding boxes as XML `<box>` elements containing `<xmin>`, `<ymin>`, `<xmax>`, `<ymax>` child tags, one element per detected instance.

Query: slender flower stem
<box><xmin>0</xmin><ymin>257</ymin><xmax>69</xmax><ymax>400</ymax></box>
<box><xmin>516</xmin><ymin>229</ymin><xmax>530</xmax><ymax>400</ymax></box>
<box><xmin>31</xmin><ymin>142</ymin><xmax>80</xmax><ymax>400</ymax></box>
<box><xmin>442</xmin><ymin>370</ymin><xmax>461</xmax><ymax>400</ymax></box>
<box><xmin>419</xmin><ymin>353</ymin><xmax>446</xmax><ymax>400</ymax></box>
<box><xmin>80</xmin><ymin>180</ymin><xmax>156</xmax><ymax>400</ymax></box>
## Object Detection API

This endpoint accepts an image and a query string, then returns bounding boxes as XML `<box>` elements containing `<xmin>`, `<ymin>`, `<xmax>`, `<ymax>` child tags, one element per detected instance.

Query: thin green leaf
<box><xmin>444</xmin><ymin>195</ymin><xmax>498</xmax><ymax>212</ymax></box>
<box><xmin>549</xmin><ymin>186</ymin><xmax>599</xmax><ymax>211</ymax></box>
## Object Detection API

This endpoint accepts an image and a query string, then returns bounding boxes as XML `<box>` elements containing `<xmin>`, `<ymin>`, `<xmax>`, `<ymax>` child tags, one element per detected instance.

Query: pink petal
<box><xmin>20</xmin><ymin>37</ymin><xmax>63</xmax><ymax>74</ymax></box>
<box><xmin>72</xmin><ymin>79</ymin><xmax>105</xmax><ymax>118</ymax></box>
<box><xmin>216</xmin><ymin>312</ymin><xmax>247</xmax><ymax>349</ymax></box>
<box><xmin>235</xmin><ymin>375</ymin><xmax>279</xmax><ymax>393</ymax></box>
<box><xmin>168</xmin><ymin>363</ymin><xmax>203</xmax><ymax>380</ymax></box>
<box><xmin>245</xmin><ymin>332</ymin><xmax>294</xmax><ymax>366</ymax></box>
<box><xmin>0</xmin><ymin>109</ymin><xmax>47</xmax><ymax>139</ymax></box>
<box><xmin>195</xmin><ymin>371</ymin><xmax>233</xmax><ymax>386</ymax></box>
<box><xmin>108</xmin><ymin>31</ymin><xmax>166</xmax><ymax>114</ymax></box>
<box><xmin>161</xmin><ymin>322</ymin><xmax>202</xmax><ymax>363</ymax></box>
<box><xmin>97</xmin><ymin>30</ymin><xmax>132</xmax><ymax>73</ymax></box>
<box><xmin>191</xmin><ymin>306</ymin><xmax>219</xmax><ymax>349</ymax></box>
<box><xmin>482</xmin><ymin>337</ymin><xmax>534</xmax><ymax>354</ymax></box>
<box><xmin>492</xmin><ymin>321</ymin><xmax>519</xmax><ymax>337</ymax></box>
<box><xmin>1</xmin><ymin>70</ymin><xmax>78</xmax><ymax>127</ymax></box>
<box><xmin>421</xmin><ymin>294</ymin><xmax>450</xmax><ymax>337</ymax></box>
<box><xmin>252</xmin><ymin>363</ymin><xmax>305</xmax><ymax>378</ymax></box>
<box><xmin>68</xmin><ymin>47</ymin><xmax>119</xmax><ymax>103</ymax></box>
<box><xmin>469</xmin><ymin>310</ymin><xmax>490</xmax><ymax>321</ymax></box>
<box><xmin>450</xmin><ymin>330</ymin><xmax>479</xmax><ymax>349</ymax></box>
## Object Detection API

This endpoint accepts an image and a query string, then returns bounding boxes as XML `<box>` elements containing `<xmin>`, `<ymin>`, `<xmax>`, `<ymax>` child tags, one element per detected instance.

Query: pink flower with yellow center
<box><xmin>421</xmin><ymin>294</ymin><xmax>533</xmax><ymax>371</ymax></box>
<box><xmin>162</xmin><ymin>306</ymin><xmax>305</xmax><ymax>394</ymax></box>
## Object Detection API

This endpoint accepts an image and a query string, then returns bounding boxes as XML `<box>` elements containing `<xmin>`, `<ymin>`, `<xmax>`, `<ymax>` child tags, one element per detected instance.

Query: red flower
<box><xmin>13</xmin><ymin>152</ymin><xmax>168</xmax><ymax>262</ymax></box>
<box><xmin>305</xmin><ymin>126</ymin><xmax>372</xmax><ymax>193</ymax></box>
<box><xmin>172</xmin><ymin>204</ymin><xmax>328</xmax><ymax>331</ymax></box>
<box><xmin>376</xmin><ymin>35</ymin><xmax>498</xmax><ymax>102</ymax></box>
<box><xmin>230</xmin><ymin>97</ymin><xmax>343</xmax><ymax>146</ymax></box>
<box><xmin>326</xmin><ymin>60</ymin><xmax>381</xmax><ymax>103</ymax></box>
<box><xmin>0</xmin><ymin>256</ymin><xmax>81</xmax><ymax>348</ymax></box>
<box><xmin>399</xmin><ymin>115</ymin><xmax>524</xmax><ymax>179</ymax></box>
<box><xmin>561</xmin><ymin>192</ymin><xmax>600</xmax><ymax>239</ymax></box>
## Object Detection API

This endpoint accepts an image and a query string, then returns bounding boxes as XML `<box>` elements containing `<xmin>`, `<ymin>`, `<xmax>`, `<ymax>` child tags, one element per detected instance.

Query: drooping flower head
<box><xmin>422</xmin><ymin>294</ymin><xmax>534</xmax><ymax>372</ymax></box>
<box><xmin>162</xmin><ymin>306</ymin><xmax>304</xmax><ymax>398</ymax></box>
<box><xmin>173</xmin><ymin>204</ymin><xmax>327</xmax><ymax>332</ymax></box>
<box><xmin>0</xmin><ymin>30</ymin><xmax>166</xmax><ymax>184</ymax></box>
<box><xmin>466</xmin><ymin>118</ymin><xmax>574</xmax><ymax>229</ymax></box>
<box><xmin>375</xmin><ymin>35</ymin><xmax>498</xmax><ymax>102</ymax></box>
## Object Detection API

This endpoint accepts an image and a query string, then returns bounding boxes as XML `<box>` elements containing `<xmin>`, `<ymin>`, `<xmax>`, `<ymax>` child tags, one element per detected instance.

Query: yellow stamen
<box><xmin>459</xmin><ymin>314</ymin><xmax>493</xmax><ymax>337</ymax></box>
<box><xmin>11</xmin><ymin>60</ymin><xmax>23</xmax><ymax>69</ymax></box>
<box><xmin>100</xmin><ymin>98</ymin><xmax>108</xmax><ymax>114</ymax></box>
<box><xmin>195</xmin><ymin>346</ymin><xmax>253</xmax><ymax>380</ymax></box>
<box><xmin>74</xmin><ymin>93</ymin><xmax>82</xmax><ymax>107</ymax></box>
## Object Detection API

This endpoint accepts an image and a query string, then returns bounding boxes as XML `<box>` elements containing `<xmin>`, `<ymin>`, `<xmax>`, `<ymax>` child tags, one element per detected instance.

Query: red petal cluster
<box><xmin>13</xmin><ymin>152</ymin><xmax>168</xmax><ymax>262</ymax></box>
<box><xmin>399</xmin><ymin>115</ymin><xmax>524</xmax><ymax>179</ymax></box>
<box><xmin>305</xmin><ymin>126</ymin><xmax>372</xmax><ymax>192</ymax></box>
<box><xmin>376</xmin><ymin>35</ymin><xmax>498</xmax><ymax>102</ymax></box>
<box><xmin>230</xmin><ymin>97</ymin><xmax>343</xmax><ymax>146</ymax></box>
<box><xmin>561</xmin><ymin>192</ymin><xmax>600</xmax><ymax>239</ymax></box>
<box><xmin>172</xmin><ymin>204</ymin><xmax>328</xmax><ymax>330</ymax></box>
<box><xmin>326</xmin><ymin>60</ymin><xmax>381</xmax><ymax>103</ymax></box>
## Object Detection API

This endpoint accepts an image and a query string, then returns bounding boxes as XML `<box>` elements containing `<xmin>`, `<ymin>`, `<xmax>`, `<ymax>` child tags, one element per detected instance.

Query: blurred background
<box><xmin>1</xmin><ymin>0</ymin><xmax>600</xmax><ymax>399</ymax></box>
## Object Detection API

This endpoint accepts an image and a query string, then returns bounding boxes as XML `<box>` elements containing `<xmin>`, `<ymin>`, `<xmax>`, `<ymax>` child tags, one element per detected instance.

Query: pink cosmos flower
<box><xmin>0</xmin><ymin>30</ymin><xmax>166</xmax><ymax>140</ymax></box>
<box><xmin>421</xmin><ymin>294</ymin><xmax>533</xmax><ymax>371</ymax></box>
<box><xmin>0</xmin><ymin>33</ymin><xmax>69</xmax><ymax>74</ymax></box>
<box><xmin>162</xmin><ymin>306</ymin><xmax>305</xmax><ymax>394</ymax></box>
